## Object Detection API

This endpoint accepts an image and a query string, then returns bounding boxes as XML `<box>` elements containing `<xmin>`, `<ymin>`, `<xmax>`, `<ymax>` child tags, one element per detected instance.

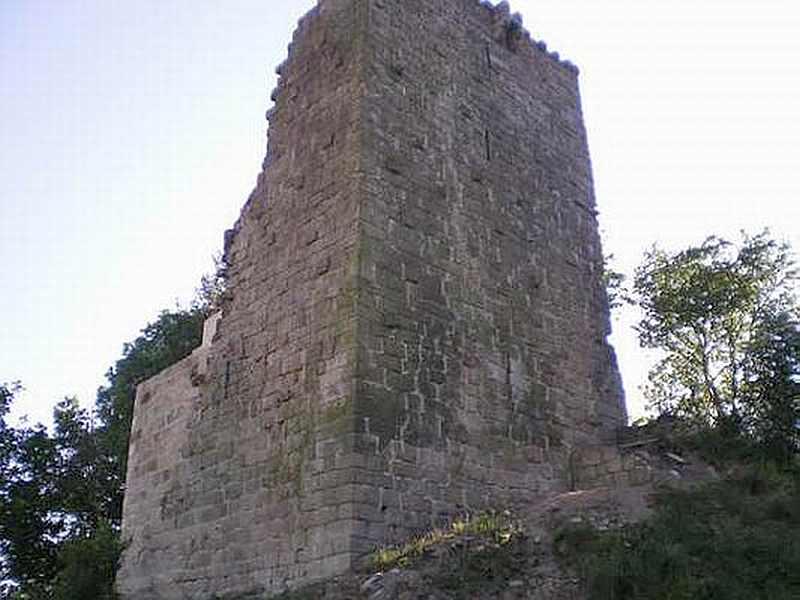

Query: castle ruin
<box><xmin>117</xmin><ymin>0</ymin><xmax>626</xmax><ymax>597</ymax></box>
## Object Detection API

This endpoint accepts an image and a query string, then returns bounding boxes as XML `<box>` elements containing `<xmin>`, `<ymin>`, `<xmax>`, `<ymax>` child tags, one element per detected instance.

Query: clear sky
<box><xmin>1</xmin><ymin>0</ymin><xmax>798</xmax><ymax>426</ymax></box>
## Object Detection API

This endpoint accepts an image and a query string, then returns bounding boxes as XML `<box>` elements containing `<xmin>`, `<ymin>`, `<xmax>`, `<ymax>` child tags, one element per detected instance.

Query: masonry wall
<box><xmin>118</xmin><ymin>1</ymin><xmax>625</xmax><ymax>598</ymax></box>
<box><xmin>117</xmin><ymin>348</ymin><xmax>206</xmax><ymax>597</ymax></box>
<box><xmin>347</xmin><ymin>0</ymin><xmax>625</xmax><ymax>554</ymax></box>
<box><xmin>120</xmin><ymin>1</ymin><xmax>370</xmax><ymax>597</ymax></box>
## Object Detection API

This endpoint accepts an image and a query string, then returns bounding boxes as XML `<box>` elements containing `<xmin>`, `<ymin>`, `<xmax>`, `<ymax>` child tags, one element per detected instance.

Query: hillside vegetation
<box><xmin>556</xmin><ymin>438</ymin><xmax>800</xmax><ymax>600</ymax></box>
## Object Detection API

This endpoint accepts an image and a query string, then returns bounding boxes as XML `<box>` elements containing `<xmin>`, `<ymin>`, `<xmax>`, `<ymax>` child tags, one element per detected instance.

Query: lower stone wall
<box><xmin>118</xmin><ymin>339</ymin><xmax>362</xmax><ymax>599</ymax></box>
<box><xmin>571</xmin><ymin>440</ymin><xmax>708</xmax><ymax>491</ymax></box>
<box><xmin>344</xmin><ymin>437</ymin><xmax>573</xmax><ymax>555</ymax></box>
<box><xmin>117</xmin><ymin>349</ymin><xmax>205</xmax><ymax>598</ymax></box>
<box><xmin>571</xmin><ymin>445</ymin><xmax>639</xmax><ymax>490</ymax></box>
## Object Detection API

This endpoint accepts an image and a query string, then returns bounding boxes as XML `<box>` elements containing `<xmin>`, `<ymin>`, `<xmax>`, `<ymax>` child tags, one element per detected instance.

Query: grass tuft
<box><xmin>368</xmin><ymin>510</ymin><xmax>520</xmax><ymax>572</ymax></box>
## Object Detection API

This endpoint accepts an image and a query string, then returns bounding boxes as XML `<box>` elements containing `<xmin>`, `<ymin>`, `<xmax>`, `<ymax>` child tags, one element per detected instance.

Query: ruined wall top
<box><xmin>280</xmin><ymin>0</ymin><xmax>579</xmax><ymax>77</ymax></box>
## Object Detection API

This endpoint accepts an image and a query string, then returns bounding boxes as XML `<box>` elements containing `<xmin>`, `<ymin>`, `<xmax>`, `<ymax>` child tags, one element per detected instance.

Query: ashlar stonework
<box><xmin>117</xmin><ymin>0</ymin><xmax>626</xmax><ymax>598</ymax></box>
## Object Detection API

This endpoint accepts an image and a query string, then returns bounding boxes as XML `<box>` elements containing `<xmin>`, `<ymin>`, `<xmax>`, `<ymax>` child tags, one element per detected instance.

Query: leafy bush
<box><xmin>556</xmin><ymin>465</ymin><xmax>800</xmax><ymax>600</ymax></box>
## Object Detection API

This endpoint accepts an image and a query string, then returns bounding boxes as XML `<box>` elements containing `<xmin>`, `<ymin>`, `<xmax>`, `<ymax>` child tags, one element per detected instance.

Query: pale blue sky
<box><xmin>1</xmin><ymin>0</ymin><xmax>798</xmax><ymax>425</ymax></box>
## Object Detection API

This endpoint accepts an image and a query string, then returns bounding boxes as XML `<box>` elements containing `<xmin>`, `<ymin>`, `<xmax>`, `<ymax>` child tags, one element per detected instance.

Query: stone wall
<box><xmin>118</xmin><ymin>1</ymin><xmax>625</xmax><ymax>598</ymax></box>
<box><xmin>345</xmin><ymin>0</ymin><xmax>626</xmax><ymax>558</ymax></box>
<box><xmin>120</xmin><ymin>2</ymin><xmax>367</xmax><ymax>596</ymax></box>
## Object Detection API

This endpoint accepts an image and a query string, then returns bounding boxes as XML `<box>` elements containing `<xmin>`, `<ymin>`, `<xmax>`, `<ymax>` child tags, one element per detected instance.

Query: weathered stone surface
<box><xmin>117</xmin><ymin>0</ymin><xmax>626</xmax><ymax>598</ymax></box>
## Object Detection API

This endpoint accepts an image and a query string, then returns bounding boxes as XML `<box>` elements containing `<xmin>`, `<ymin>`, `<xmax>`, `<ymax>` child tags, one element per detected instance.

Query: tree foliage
<box><xmin>50</xmin><ymin>520</ymin><xmax>120</xmax><ymax>600</ymax></box>
<box><xmin>740</xmin><ymin>312</ymin><xmax>800</xmax><ymax>460</ymax></box>
<box><xmin>631</xmin><ymin>231</ymin><xmax>799</xmax><ymax>457</ymax></box>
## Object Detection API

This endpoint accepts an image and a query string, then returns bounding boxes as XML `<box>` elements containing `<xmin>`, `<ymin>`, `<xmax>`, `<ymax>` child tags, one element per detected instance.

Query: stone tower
<box><xmin>117</xmin><ymin>0</ymin><xmax>626</xmax><ymax>598</ymax></box>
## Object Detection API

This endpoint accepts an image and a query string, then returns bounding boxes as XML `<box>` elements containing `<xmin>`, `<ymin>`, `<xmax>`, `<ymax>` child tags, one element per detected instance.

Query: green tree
<box><xmin>50</xmin><ymin>519</ymin><xmax>120</xmax><ymax>600</ymax></box>
<box><xmin>0</xmin><ymin>383</ymin><xmax>60</xmax><ymax>597</ymax></box>
<box><xmin>631</xmin><ymin>231</ymin><xmax>799</xmax><ymax>453</ymax></box>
